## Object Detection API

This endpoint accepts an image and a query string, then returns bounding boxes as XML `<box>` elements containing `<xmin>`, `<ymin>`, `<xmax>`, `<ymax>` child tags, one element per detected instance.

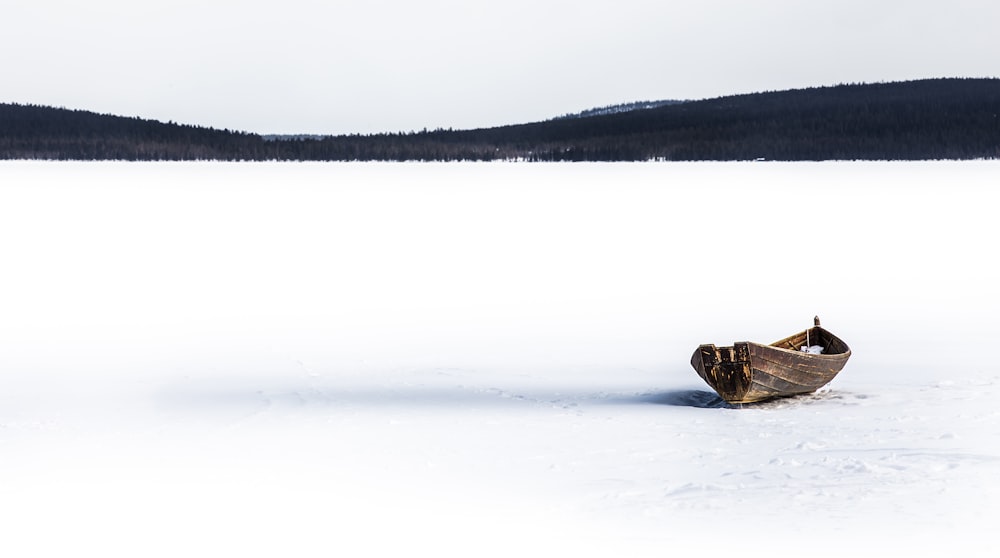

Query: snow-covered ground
<box><xmin>1</xmin><ymin>161</ymin><xmax>998</xmax><ymax>556</ymax></box>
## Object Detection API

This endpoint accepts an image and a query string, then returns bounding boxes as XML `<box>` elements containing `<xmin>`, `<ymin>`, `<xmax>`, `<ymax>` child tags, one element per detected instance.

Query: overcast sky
<box><xmin>5</xmin><ymin>0</ymin><xmax>999</xmax><ymax>134</ymax></box>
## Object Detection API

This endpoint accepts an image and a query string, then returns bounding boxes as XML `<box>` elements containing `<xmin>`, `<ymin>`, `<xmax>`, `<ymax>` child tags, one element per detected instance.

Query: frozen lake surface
<box><xmin>1</xmin><ymin>161</ymin><xmax>998</xmax><ymax>556</ymax></box>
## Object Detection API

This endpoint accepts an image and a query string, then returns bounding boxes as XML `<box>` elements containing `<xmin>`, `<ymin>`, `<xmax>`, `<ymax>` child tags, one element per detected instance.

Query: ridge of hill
<box><xmin>551</xmin><ymin>100</ymin><xmax>687</xmax><ymax>120</ymax></box>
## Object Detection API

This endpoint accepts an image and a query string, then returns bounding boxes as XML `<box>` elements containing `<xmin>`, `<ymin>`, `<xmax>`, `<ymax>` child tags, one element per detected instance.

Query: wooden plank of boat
<box><xmin>690</xmin><ymin>316</ymin><xmax>851</xmax><ymax>404</ymax></box>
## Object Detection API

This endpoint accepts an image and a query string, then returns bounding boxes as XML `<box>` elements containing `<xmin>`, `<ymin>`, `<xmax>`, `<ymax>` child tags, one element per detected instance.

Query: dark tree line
<box><xmin>0</xmin><ymin>104</ymin><xmax>268</xmax><ymax>160</ymax></box>
<box><xmin>3</xmin><ymin>79</ymin><xmax>999</xmax><ymax>161</ymax></box>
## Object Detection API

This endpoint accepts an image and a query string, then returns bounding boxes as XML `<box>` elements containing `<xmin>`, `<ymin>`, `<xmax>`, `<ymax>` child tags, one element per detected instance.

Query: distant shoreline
<box><xmin>3</xmin><ymin>78</ymin><xmax>999</xmax><ymax>162</ymax></box>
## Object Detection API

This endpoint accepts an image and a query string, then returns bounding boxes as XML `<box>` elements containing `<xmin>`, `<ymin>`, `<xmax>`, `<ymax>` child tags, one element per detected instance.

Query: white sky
<box><xmin>5</xmin><ymin>0</ymin><xmax>1000</xmax><ymax>134</ymax></box>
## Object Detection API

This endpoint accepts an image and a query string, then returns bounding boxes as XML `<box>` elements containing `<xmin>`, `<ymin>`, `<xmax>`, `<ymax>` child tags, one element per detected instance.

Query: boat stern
<box><xmin>691</xmin><ymin>342</ymin><xmax>752</xmax><ymax>404</ymax></box>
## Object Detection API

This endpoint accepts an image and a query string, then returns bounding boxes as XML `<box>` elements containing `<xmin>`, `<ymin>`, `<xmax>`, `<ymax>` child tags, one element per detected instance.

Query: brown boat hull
<box><xmin>690</xmin><ymin>322</ymin><xmax>851</xmax><ymax>404</ymax></box>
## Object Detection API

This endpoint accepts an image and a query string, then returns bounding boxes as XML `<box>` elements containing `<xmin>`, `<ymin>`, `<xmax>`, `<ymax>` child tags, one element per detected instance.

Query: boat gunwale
<box><xmin>753</xmin><ymin>340</ymin><xmax>852</xmax><ymax>360</ymax></box>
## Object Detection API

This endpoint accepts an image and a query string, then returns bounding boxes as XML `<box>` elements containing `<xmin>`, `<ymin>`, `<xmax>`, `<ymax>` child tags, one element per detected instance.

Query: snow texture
<box><xmin>1</xmin><ymin>161</ymin><xmax>998</xmax><ymax>557</ymax></box>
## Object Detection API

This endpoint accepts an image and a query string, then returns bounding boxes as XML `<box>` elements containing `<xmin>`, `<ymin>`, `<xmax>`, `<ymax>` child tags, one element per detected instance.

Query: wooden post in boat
<box><xmin>807</xmin><ymin>317</ymin><xmax>820</xmax><ymax>349</ymax></box>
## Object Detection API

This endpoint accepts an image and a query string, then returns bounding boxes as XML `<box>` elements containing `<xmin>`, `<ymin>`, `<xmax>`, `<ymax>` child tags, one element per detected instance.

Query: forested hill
<box><xmin>3</xmin><ymin>78</ymin><xmax>999</xmax><ymax>161</ymax></box>
<box><xmin>0</xmin><ymin>104</ymin><xmax>265</xmax><ymax>160</ymax></box>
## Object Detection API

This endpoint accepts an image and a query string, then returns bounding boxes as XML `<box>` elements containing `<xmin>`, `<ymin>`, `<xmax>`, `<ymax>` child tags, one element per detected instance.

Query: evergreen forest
<box><xmin>2</xmin><ymin>78</ymin><xmax>998</xmax><ymax>161</ymax></box>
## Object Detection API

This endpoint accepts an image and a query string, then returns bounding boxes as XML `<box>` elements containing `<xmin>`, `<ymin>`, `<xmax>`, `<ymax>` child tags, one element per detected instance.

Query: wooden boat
<box><xmin>690</xmin><ymin>317</ymin><xmax>851</xmax><ymax>404</ymax></box>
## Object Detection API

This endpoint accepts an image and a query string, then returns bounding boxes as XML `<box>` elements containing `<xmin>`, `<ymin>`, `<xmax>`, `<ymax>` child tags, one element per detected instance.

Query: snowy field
<box><xmin>1</xmin><ymin>161</ymin><xmax>998</xmax><ymax>556</ymax></box>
